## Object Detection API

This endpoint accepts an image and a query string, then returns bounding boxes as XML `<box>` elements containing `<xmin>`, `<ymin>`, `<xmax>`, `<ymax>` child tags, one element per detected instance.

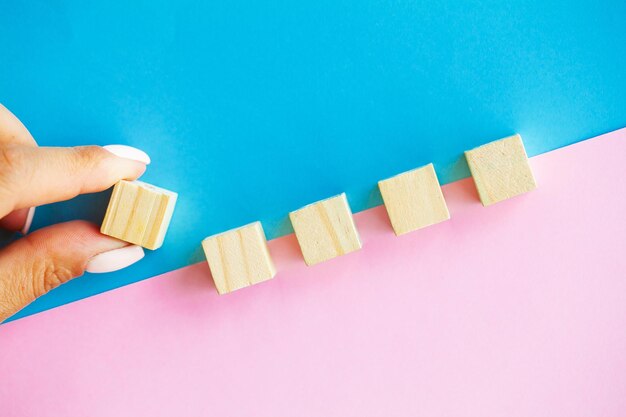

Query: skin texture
<box><xmin>0</xmin><ymin>104</ymin><xmax>148</xmax><ymax>322</ymax></box>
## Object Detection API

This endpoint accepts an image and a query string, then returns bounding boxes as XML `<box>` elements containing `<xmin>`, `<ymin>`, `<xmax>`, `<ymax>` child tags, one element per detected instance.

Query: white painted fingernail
<box><xmin>103</xmin><ymin>145</ymin><xmax>151</xmax><ymax>165</ymax></box>
<box><xmin>86</xmin><ymin>245</ymin><xmax>145</xmax><ymax>274</ymax></box>
<box><xmin>20</xmin><ymin>207</ymin><xmax>36</xmax><ymax>235</ymax></box>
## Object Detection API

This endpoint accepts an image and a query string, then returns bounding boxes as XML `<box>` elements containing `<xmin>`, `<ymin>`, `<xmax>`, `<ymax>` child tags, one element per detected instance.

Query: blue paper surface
<box><xmin>1</xmin><ymin>0</ymin><xmax>625</xmax><ymax>320</ymax></box>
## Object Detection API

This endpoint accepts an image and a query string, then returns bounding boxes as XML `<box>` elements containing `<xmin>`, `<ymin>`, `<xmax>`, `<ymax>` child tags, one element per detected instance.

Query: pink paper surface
<box><xmin>2</xmin><ymin>129</ymin><xmax>626</xmax><ymax>417</ymax></box>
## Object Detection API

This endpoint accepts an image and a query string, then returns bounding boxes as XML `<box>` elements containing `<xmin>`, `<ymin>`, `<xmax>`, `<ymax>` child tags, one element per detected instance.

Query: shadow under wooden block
<box><xmin>202</xmin><ymin>222</ymin><xmax>276</xmax><ymax>294</ymax></box>
<box><xmin>101</xmin><ymin>180</ymin><xmax>177</xmax><ymax>250</ymax></box>
<box><xmin>378</xmin><ymin>163</ymin><xmax>450</xmax><ymax>236</ymax></box>
<box><xmin>465</xmin><ymin>134</ymin><xmax>537</xmax><ymax>206</ymax></box>
<box><xmin>289</xmin><ymin>193</ymin><xmax>361</xmax><ymax>266</ymax></box>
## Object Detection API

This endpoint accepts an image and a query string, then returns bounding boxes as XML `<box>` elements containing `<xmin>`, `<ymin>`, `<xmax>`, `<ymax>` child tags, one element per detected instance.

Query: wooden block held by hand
<box><xmin>202</xmin><ymin>222</ymin><xmax>276</xmax><ymax>294</ymax></box>
<box><xmin>465</xmin><ymin>134</ymin><xmax>537</xmax><ymax>206</ymax></box>
<box><xmin>101</xmin><ymin>180</ymin><xmax>177</xmax><ymax>250</ymax></box>
<box><xmin>378</xmin><ymin>163</ymin><xmax>450</xmax><ymax>235</ymax></box>
<box><xmin>289</xmin><ymin>193</ymin><xmax>361</xmax><ymax>266</ymax></box>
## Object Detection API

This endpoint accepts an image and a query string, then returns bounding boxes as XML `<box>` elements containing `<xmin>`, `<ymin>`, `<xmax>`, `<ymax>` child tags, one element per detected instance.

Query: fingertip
<box><xmin>101</xmin><ymin>144</ymin><xmax>150</xmax><ymax>183</ymax></box>
<box><xmin>127</xmin><ymin>160</ymin><xmax>148</xmax><ymax>181</ymax></box>
<box><xmin>103</xmin><ymin>145</ymin><xmax>151</xmax><ymax>165</ymax></box>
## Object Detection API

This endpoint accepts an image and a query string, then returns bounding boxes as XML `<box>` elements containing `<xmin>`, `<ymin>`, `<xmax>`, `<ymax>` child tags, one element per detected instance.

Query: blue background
<box><xmin>1</xmin><ymin>0</ymin><xmax>625</xmax><ymax>321</ymax></box>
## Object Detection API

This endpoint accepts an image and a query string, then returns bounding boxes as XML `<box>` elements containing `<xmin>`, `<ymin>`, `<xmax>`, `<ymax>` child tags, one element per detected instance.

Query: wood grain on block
<box><xmin>202</xmin><ymin>222</ymin><xmax>276</xmax><ymax>294</ymax></box>
<box><xmin>465</xmin><ymin>134</ymin><xmax>537</xmax><ymax>206</ymax></box>
<box><xmin>101</xmin><ymin>180</ymin><xmax>177</xmax><ymax>250</ymax></box>
<box><xmin>378</xmin><ymin>163</ymin><xmax>450</xmax><ymax>235</ymax></box>
<box><xmin>289</xmin><ymin>193</ymin><xmax>361</xmax><ymax>266</ymax></box>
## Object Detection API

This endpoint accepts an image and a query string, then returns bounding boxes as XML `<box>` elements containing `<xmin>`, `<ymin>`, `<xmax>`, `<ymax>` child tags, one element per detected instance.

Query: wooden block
<box><xmin>289</xmin><ymin>193</ymin><xmax>361</xmax><ymax>266</ymax></box>
<box><xmin>465</xmin><ymin>134</ymin><xmax>537</xmax><ymax>206</ymax></box>
<box><xmin>101</xmin><ymin>180</ymin><xmax>177</xmax><ymax>250</ymax></box>
<box><xmin>378</xmin><ymin>163</ymin><xmax>450</xmax><ymax>235</ymax></box>
<box><xmin>202</xmin><ymin>222</ymin><xmax>276</xmax><ymax>294</ymax></box>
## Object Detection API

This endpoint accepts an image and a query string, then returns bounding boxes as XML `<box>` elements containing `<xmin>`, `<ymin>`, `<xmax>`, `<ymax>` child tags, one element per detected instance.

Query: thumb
<box><xmin>0</xmin><ymin>221</ymin><xmax>144</xmax><ymax>322</ymax></box>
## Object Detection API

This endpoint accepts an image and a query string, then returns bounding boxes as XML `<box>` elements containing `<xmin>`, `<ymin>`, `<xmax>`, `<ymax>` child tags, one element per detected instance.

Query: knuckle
<box><xmin>0</xmin><ymin>263</ymin><xmax>33</xmax><ymax>319</ymax></box>
<box><xmin>31</xmin><ymin>258</ymin><xmax>81</xmax><ymax>297</ymax></box>
<box><xmin>0</xmin><ymin>145</ymin><xmax>26</xmax><ymax>178</ymax></box>
<box><xmin>0</xmin><ymin>146</ymin><xmax>26</xmax><ymax>210</ymax></box>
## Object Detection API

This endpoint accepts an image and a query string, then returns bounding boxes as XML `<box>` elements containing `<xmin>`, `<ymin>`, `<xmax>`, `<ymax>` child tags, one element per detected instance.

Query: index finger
<box><xmin>0</xmin><ymin>145</ymin><xmax>150</xmax><ymax>216</ymax></box>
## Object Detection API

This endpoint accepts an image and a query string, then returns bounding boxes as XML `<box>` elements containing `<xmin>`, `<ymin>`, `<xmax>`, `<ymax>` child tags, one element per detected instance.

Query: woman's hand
<box><xmin>0</xmin><ymin>104</ymin><xmax>149</xmax><ymax>322</ymax></box>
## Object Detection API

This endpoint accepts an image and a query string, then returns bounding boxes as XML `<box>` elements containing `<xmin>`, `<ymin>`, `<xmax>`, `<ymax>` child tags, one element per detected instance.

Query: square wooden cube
<box><xmin>101</xmin><ymin>180</ymin><xmax>177</xmax><ymax>250</ymax></box>
<box><xmin>202</xmin><ymin>222</ymin><xmax>276</xmax><ymax>294</ymax></box>
<box><xmin>465</xmin><ymin>134</ymin><xmax>537</xmax><ymax>206</ymax></box>
<box><xmin>289</xmin><ymin>193</ymin><xmax>361</xmax><ymax>266</ymax></box>
<box><xmin>378</xmin><ymin>163</ymin><xmax>450</xmax><ymax>235</ymax></box>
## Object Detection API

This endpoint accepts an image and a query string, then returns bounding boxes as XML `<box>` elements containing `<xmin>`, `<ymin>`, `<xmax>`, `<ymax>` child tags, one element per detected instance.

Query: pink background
<box><xmin>1</xmin><ymin>129</ymin><xmax>626</xmax><ymax>416</ymax></box>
